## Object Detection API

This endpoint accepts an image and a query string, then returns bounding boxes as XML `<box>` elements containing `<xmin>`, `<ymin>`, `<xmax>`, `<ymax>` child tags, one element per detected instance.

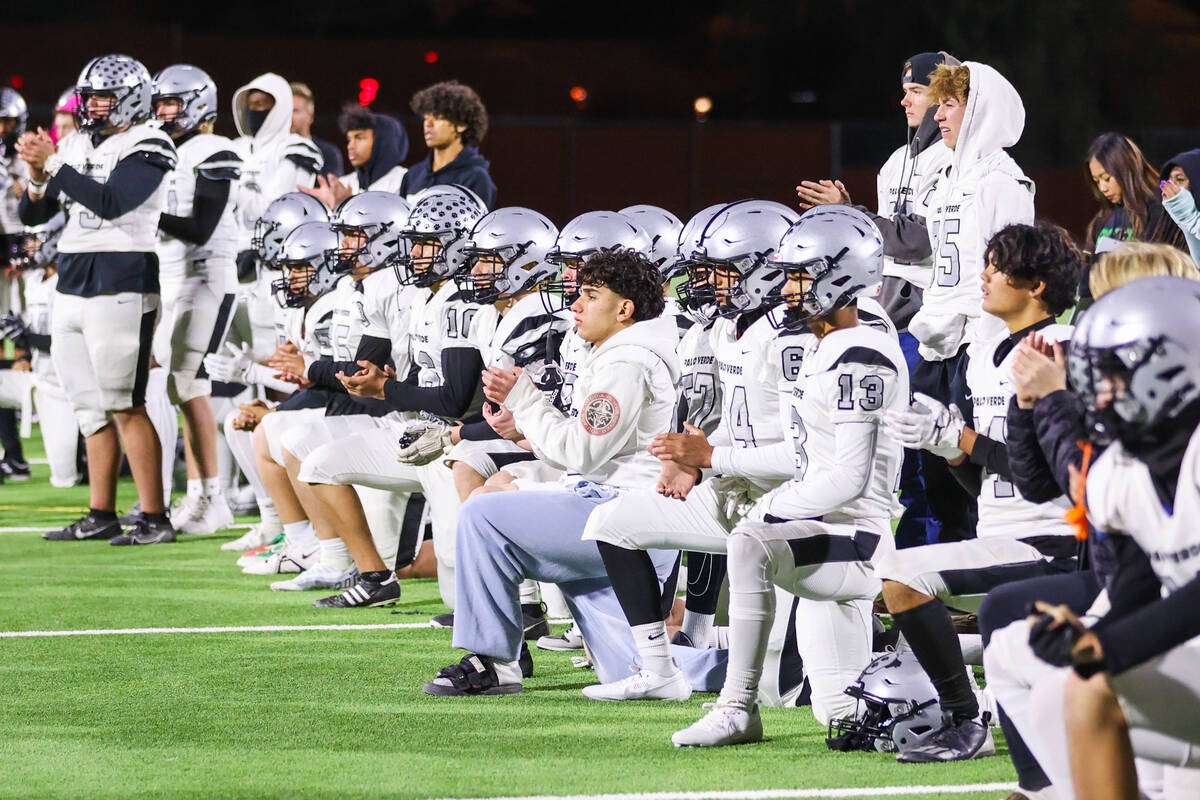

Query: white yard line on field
<box><xmin>0</xmin><ymin>619</ymin><xmax>573</xmax><ymax>638</ymax></box>
<box><xmin>427</xmin><ymin>785</ymin><xmax>1018</xmax><ymax>800</ymax></box>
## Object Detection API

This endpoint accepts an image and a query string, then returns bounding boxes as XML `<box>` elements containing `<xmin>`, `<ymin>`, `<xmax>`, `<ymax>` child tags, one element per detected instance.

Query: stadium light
<box><xmin>358</xmin><ymin>78</ymin><xmax>379</xmax><ymax>106</ymax></box>
<box><xmin>694</xmin><ymin>96</ymin><xmax>713</xmax><ymax>120</ymax></box>
<box><xmin>425</xmin><ymin>50</ymin><xmax>439</xmax><ymax>64</ymax></box>
<box><xmin>10</xmin><ymin>75</ymin><xmax>23</xmax><ymax>89</ymax></box>
<box><xmin>570</xmin><ymin>85</ymin><xmax>588</xmax><ymax>110</ymax></box>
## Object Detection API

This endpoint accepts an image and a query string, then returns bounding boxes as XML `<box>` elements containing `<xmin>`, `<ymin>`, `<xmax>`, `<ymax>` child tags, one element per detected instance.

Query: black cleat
<box><xmin>522</xmin><ymin>601</ymin><xmax>551</xmax><ymax>640</ymax></box>
<box><xmin>118</xmin><ymin>503</ymin><xmax>143</xmax><ymax>526</ymax></box>
<box><xmin>44</xmin><ymin>512</ymin><xmax>122</xmax><ymax>541</ymax></box>
<box><xmin>313</xmin><ymin>574</ymin><xmax>400</xmax><ymax>608</ymax></box>
<box><xmin>519</xmin><ymin>642</ymin><xmax>534</xmax><ymax>678</ymax></box>
<box><xmin>1</xmin><ymin>457</ymin><xmax>31</xmax><ymax>481</ymax></box>
<box><xmin>896</xmin><ymin>714</ymin><xmax>991</xmax><ymax>763</ymax></box>
<box><xmin>429</xmin><ymin>612</ymin><xmax>454</xmax><ymax>628</ymax></box>
<box><xmin>110</xmin><ymin>517</ymin><xmax>177</xmax><ymax>546</ymax></box>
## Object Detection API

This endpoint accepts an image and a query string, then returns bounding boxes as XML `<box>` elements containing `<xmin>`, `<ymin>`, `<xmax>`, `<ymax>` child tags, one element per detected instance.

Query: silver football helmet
<box><xmin>619</xmin><ymin>205</ymin><xmax>683</xmax><ymax>272</ymax></box>
<box><xmin>773</xmin><ymin>206</ymin><xmax>884</xmax><ymax>329</ymax></box>
<box><xmin>253</xmin><ymin>192</ymin><xmax>330</xmax><ymax>267</ymax></box>
<box><xmin>74</xmin><ymin>54</ymin><xmax>153</xmax><ymax>130</ymax></box>
<box><xmin>692</xmin><ymin>199</ymin><xmax>799</xmax><ymax>317</ymax></box>
<box><xmin>271</xmin><ymin>222</ymin><xmax>342</xmax><ymax>307</ymax></box>
<box><xmin>828</xmin><ymin>651</ymin><xmax>944</xmax><ymax>754</ymax></box>
<box><xmin>409</xmin><ymin>183</ymin><xmax>487</xmax><ymax>210</ymax></box>
<box><xmin>0</xmin><ymin>88</ymin><xmax>28</xmax><ymax>136</ymax></box>
<box><xmin>541</xmin><ymin>210</ymin><xmax>652</xmax><ymax>312</ymax></box>
<box><xmin>394</xmin><ymin>186</ymin><xmax>487</xmax><ymax>287</ymax></box>
<box><xmin>457</xmin><ymin>207</ymin><xmax>559</xmax><ymax>304</ymax></box>
<box><xmin>1069</xmin><ymin>275</ymin><xmax>1200</xmax><ymax>445</ymax></box>
<box><xmin>329</xmin><ymin>191</ymin><xmax>411</xmax><ymax>273</ymax></box>
<box><xmin>673</xmin><ymin>203</ymin><xmax>729</xmax><ymax>322</ymax></box>
<box><xmin>151</xmin><ymin>64</ymin><xmax>218</xmax><ymax>135</ymax></box>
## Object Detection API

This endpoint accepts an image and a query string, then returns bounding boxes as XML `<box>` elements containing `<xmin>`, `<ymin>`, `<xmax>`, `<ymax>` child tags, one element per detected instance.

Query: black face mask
<box><xmin>246</xmin><ymin>108</ymin><xmax>271</xmax><ymax>135</ymax></box>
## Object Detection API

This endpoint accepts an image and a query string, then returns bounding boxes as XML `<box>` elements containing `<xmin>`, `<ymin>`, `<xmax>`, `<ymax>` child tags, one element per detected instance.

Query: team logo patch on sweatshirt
<box><xmin>582</xmin><ymin>392</ymin><xmax>620</xmax><ymax>435</ymax></box>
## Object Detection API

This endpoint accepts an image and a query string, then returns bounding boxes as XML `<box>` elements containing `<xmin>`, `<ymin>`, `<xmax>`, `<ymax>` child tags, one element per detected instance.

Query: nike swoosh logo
<box><xmin>648</xmin><ymin>632</ymin><xmax>665</xmax><ymax>641</ymax></box>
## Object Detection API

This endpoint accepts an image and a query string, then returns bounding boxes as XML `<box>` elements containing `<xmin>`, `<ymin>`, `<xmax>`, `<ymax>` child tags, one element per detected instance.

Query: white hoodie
<box><xmin>910</xmin><ymin>62</ymin><xmax>1035</xmax><ymax>361</ymax></box>
<box><xmin>503</xmin><ymin>313</ymin><xmax>681</xmax><ymax>490</ymax></box>
<box><xmin>229</xmin><ymin>73</ymin><xmax>323</xmax><ymax>251</ymax></box>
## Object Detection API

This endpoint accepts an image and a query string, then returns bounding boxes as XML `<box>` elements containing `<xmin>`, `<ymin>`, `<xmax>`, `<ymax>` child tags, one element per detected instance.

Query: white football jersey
<box><xmin>876</xmin><ymin>140</ymin><xmax>952</xmax><ymax>286</ymax></box>
<box><xmin>554</xmin><ymin>320</ymin><xmax>590</xmax><ymax>412</ymax></box>
<box><xmin>157</xmin><ymin>133</ymin><xmax>241</xmax><ymax>263</ymax></box>
<box><xmin>484</xmin><ymin>292</ymin><xmax>570</xmax><ymax>373</ymax></box>
<box><xmin>357</xmin><ymin>267</ymin><xmax>417</xmax><ymax>379</ymax></box>
<box><xmin>54</xmin><ymin>124</ymin><xmax>177</xmax><ymax>255</ymax></box>
<box><xmin>1087</xmin><ymin>424</ymin><xmax>1200</xmax><ymax>594</ymax></box>
<box><xmin>772</xmin><ymin>322</ymin><xmax>908</xmax><ymax>524</ymax></box>
<box><xmin>0</xmin><ymin>146</ymin><xmax>29</xmax><ymax>234</ymax></box>
<box><xmin>326</xmin><ymin>275</ymin><xmax>369</xmax><ymax>361</ymax></box>
<box><xmin>21</xmin><ymin>268</ymin><xmax>57</xmax><ymax>376</ymax></box>
<box><xmin>965</xmin><ymin>322</ymin><xmax>1074</xmax><ymax>538</ymax></box>
<box><xmin>676</xmin><ymin>318</ymin><xmax>721</xmax><ymax>435</ymax></box>
<box><xmin>408</xmin><ymin>280</ymin><xmax>497</xmax><ymax>392</ymax></box>
<box><xmin>274</xmin><ymin>290</ymin><xmax>337</xmax><ymax>359</ymax></box>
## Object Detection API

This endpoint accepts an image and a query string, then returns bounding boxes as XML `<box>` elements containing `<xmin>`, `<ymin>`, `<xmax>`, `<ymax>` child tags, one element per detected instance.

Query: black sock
<box><xmin>142</xmin><ymin>511</ymin><xmax>169</xmax><ymax>525</ymax></box>
<box><xmin>362</xmin><ymin>570</ymin><xmax>391</xmax><ymax>583</ymax></box>
<box><xmin>685</xmin><ymin>552</ymin><xmax>726</xmax><ymax>614</ymax></box>
<box><xmin>89</xmin><ymin>508</ymin><xmax>118</xmax><ymax>522</ymax></box>
<box><xmin>0</xmin><ymin>408</ymin><xmax>22</xmax><ymax>463</ymax></box>
<box><xmin>597</xmin><ymin>541</ymin><xmax>665</xmax><ymax>627</ymax></box>
<box><xmin>891</xmin><ymin>597</ymin><xmax>978</xmax><ymax>723</ymax></box>
<box><xmin>659</xmin><ymin>553</ymin><xmax>681</xmax><ymax>618</ymax></box>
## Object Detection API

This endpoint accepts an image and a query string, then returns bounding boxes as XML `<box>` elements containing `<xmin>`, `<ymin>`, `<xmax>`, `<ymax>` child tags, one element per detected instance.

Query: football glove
<box><xmin>397</xmin><ymin>424</ymin><xmax>452</xmax><ymax>466</ymax></box>
<box><xmin>203</xmin><ymin>342</ymin><xmax>253</xmax><ymax>383</ymax></box>
<box><xmin>883</xmin><ymin>391</ymin><xmax>965</xmax><ymax>459</ymax></box>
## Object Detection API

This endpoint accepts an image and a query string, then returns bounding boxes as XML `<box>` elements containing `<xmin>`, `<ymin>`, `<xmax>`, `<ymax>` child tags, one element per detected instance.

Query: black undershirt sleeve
<box><xmin>1093</xmin><ymin>556</ymin><xmax>1198</xmax><ymax>676</ymax></box>
<box><xmin>459</xmin><ymin>419</ymin><xmax>504</xmax><ymax>441</ymax></box>
<box><xmin>25</xmin><ymin>332</ymin><xmax>52</xmax><ymax>353</ymax></box>
<box><xmin>158</xmin><ymin>174</ymin><xmax>230</xmax><ymax>245</ymax></box>
<box><xmin>381</xmin><ymin>347</ymin><xmax>483</xmax><ymax>418</ymax></box>
<box><xmin>306</xmin><ymin>335</ymin><xmax>393</xmax><ymax>392</ymax></box>
<box><xmin>18</xmin><ymin>188</ymin><xmax>61</xmax><ymax>226</ymax></box>
<box><xmin>52</xmin><ymin>154</ymin><xmax>168</xmax><ymax>220</ymax></box>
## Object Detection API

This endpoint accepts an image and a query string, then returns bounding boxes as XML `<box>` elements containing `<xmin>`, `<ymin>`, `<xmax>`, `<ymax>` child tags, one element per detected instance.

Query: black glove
<box><xmin>1028</xmin><ymin>611</ymin><xmax>1082</xmax><ymax>667</ymax></box>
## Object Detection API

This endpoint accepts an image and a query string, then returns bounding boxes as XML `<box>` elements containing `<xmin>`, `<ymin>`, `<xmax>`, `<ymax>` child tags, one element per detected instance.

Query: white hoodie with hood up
<box><xmin>910</xmin><ymin>61</ymin><xmax>1035</xmax><ymax>361</ymax></box>
<box><xmin>503</xmin><ymin>313</ymin><xmax>681</xmax><ymax>491</ymax></box>
<box><xmin>230</xmin><ymin>72</ymin><xmax>323</xmax><ymax>251</ymax></box>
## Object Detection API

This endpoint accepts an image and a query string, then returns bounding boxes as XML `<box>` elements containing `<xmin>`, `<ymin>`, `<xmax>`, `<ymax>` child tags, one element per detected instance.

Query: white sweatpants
<box><xmin>32</xmin><ymin>370</ymin><xmax>80</xmax><ymax>488</ymax></box>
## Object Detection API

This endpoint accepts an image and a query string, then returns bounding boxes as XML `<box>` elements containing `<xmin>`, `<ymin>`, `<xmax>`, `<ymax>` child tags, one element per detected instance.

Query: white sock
<box><xmin>259</xmin><ymin>501</ymin><xmax>280</xmax><ymax>527</ymax></box>
<box><xmin>283</xmin><ymin>520</ymin><xmax>317</xmax><ymax>550</ymax></box>
<box><xmin>722</xmin><ymin>532</ymin><xmax>774</xmax><ymax>707</ymax></box>
<box><xmin>492</xmin><ymin>658</ymin><xmax>523</xmax><ymax>686</ymax></box>
<box><xmin>187</xmin><ymin>478</ymin><xmax>204</xmax><ymax>497</ymax></box>
<box><xmin>319</xmin><ymin>537</ymin><xmax>352</xmax><ymax>570</ymax></box>
<box><xmin>680</xmin><ymin>611</ymin><xmax>715</xmax><ymax>647</ymax></box>
<box><xmin>203</xmin><ymin>477</ymin><xmax>222</xmax><ymax>498</ymax></box>
<box><xmin>518</xmin><ymin>579</ymin><xmax>540</xmax><ymax>605</ymax></box>
<box><xmin>631</xmin><ymin>621</ymin><xmax>674</xmax><ymax>677</ymax></box>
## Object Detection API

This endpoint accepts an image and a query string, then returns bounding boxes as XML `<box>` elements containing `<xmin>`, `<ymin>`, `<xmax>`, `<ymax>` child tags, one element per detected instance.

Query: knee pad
<box><xmin>295</xmin><ymin>442</ymin><xmax>339</xmax><ymax>485</ymax></box>
<box><xmin>278</xmin><ymin>421</ymin><xmax>319</xmax><ymax>464</ymax></box>
<box><xmin>725</xmin><ymin>530</ymin><xmax>774</xmax><ymax>596</ymax></box>
<box><xmin>167</xmin><ymin>371</ymin><xmax>211</xmax><ymax>405</ymax></box>
<box><xmin>75</xmin><ymin>407</ymin><xmax>111</xmax><ymax>438</ymax></box>
<box><xmin>260</xmin><ymin>411</ymin><xmax>291</xmax><ymax>467</ymax></box>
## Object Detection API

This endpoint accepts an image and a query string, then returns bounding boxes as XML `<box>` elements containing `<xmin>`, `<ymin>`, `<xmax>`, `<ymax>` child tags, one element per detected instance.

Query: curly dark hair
<box><xmin>338</xmin><ymin>103</ymin><xmax>375</xmax><ymax>134</ymax></box>
<box><xmin>579</xmin><ymin>249</ymin><xmax>666</xmax><ymax>322</ymax></box>
<box><xmin>984</xmin><ymin>222</ymin><xmax>1083</xmax><ymax>316</ymax></box>
<box><xmin>410</xmin><ymin>80</ymin><xmax>488</xmax><ymax>148</ymax></box>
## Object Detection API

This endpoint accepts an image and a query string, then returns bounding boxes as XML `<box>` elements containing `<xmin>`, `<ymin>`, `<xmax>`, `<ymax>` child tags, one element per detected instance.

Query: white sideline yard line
<box><xmin>0</xmin><ymin>524</ymin><xmax>254</xmax><ymax>533</ymax></box>
<box><xmin>427</xmin><ymin>785</ymin><xmax>1018</xmax><ymax>800</ymax></box>
<box><xmin>0</xmin><ymin>618</ymin><xmax>573</xmax><ymax>638</ymax></box>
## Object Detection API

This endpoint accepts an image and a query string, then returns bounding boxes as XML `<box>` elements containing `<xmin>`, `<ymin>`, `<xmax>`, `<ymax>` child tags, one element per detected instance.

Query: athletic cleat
<box><xmin>424</xmin><ymin>653</ymin><xmax>523</xmax><ymax>696</ymax></box>
<box><xmin>118</xmin><ymin>503</ymin><xmax>143</xmax><ymax>526</ymax></box>
<box><xmin>896</xmin><ymin>714</ymin><xmax>993</xmax><ymax>763</ymax></box>
<box><xmin>235</xmin><ymin>533</ymin><xmax>285</xmax><ymax>566</ymax></box>
<box><xmin>313</xmin><ymin>573</ymin><xmax>400</xmax><ymax>607</ymax></box>
<box><xmin>537</xmin><ymin>622</ymin><xmax>584</xmax><ymax>651</ymax></box>
<box><xmin>172</xmin><ymin>494</ymin><xmax>235</xmax><ymax>535</ymax></box>
<box><xmin>224</xmin><ymin>524</ymin><xmax>283</xmax><ymax>553</ymax></box>
<box><xmin>43</xmin><ymin>512</ymin><xmax>122</xmax><ymax>541</ymax></box>
<box><xmin>581</xmin><ymin>665</ymin><xmax>692</xmax><ymax>702</ymax></box>
<box><xmin>429</xmin><ymin>612</ymin><xmax>454</xmax><ymax>628</ymax></box>
<box><xmin>270</xmin><ymin>563</ymin><xmax>355</xmax><ymax>591</ymax></box>
<box><xmin>672</xmin><ymin>698</ymin><xmax>764</xmax><ymax>747</ymax></box>
<box><xmin>1</xmin><ymin>456</ymin><xmax>31</xmax><ymax>481</ymax></box>
<box><xmin>110</xmin><ymin>517</ymin><xmax>177</xmax><ymax>546</ymax></box>
<box><xmin>522</xmin><ymin>601</ymin><xmax>551</xmax><ymax>639</ymax></box>
<box><xmin>242</xmin><ymin>541</ymin><xmax>317</xmax><ymax>575</ymax></box>
<box><xmin>518</xmin><ymin>642</ymin><xmax>534</xmax><ymax>678</ymax></box>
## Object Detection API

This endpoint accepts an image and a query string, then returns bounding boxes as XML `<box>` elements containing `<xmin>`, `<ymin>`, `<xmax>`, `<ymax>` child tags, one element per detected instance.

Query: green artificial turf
<box><xmin>0</xmin><ymin>430</ymin><xmax>1017</xmax><ymax>799</ymax></box>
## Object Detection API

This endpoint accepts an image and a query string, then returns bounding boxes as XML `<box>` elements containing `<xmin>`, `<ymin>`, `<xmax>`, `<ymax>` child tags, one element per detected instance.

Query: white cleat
<box><xmin>537</xmin><ymin>622</ymin><xmax>584</xmax><ymax>651</ymax></box>
<box><xmin>172</xmin><ymin>494</ymin><xmax>235</xmax><ymax>536</ymax></box>
<box><xmin>242</xmin><ymin>541</ymin><xmax>318</xmax><ymax>575</ymax></box>
<box><xmin>270</xmin><ymin>563</ymin><xmax>355</xmax><ymax>591</ymax></box>
<box><xmin>672</xmin><ymin>698</ymin><xmax>764</xmax><ymax>747</ymax></box>
<box><xmin>224</xmin><ymin>523</ymin><xmax>284</xmax><ymax>553</ymax></box>
<box><xmin>581</xmin><ymin>665</ymin><xmax>692</xmax><ymax>702</ymax></box>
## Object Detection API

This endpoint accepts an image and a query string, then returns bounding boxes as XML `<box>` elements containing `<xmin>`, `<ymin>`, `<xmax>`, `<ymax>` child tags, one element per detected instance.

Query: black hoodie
<box><xmin>357</xmin><ymin>114</ymin><xmax>408</xmax><ymax>191</ymax></box>
<box><xmin>400</xmin><ymin>145</ymin><xmax>496</xmax><ymax>208</ymax></box>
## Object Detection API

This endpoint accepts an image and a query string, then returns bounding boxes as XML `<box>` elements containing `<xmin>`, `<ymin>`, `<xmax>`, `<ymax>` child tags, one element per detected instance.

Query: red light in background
<box><xmin>10</xmin><ymin>75</ymin><xmax>23</xmax><ymax>89</ymax></box>
<box><xmin>569</xmin><ymin>86</ymin><xmax>588</xmax><ymax>104</ymax></box>
<box><xmin>424</xmin><ymin>50</ymin><xmax>439</xmax><ymax>64</ymax></box>
<box><xmin>358</xmin><ymin>78</ymin><xmax>379</xmax><ymax>106</ymax></box>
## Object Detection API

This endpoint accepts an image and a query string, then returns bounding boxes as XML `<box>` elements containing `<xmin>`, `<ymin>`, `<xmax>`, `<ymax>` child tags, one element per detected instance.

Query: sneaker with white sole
<box><xmin>172</xmin><ymin>494</ymin><xmax>235</xmax><ymax>535</ymax></box>
<box><xmin>242</xmin><ymin>540</ymin><xmax>317</xmax><ymax>575</ymax></box>
<box><xmin>235</xmin><ymin>532</ymin><xmax>285</xmax><ymax>565</ymax></box>
<box><xmin>581</xmin><ymin>665</ymin><xmax>692</xmax><ymax>702</ymax></box>
<box><xmin>224</xmin><ymin>523</ymin><xmax>284</xmax><ymax>553</ymax></box>
<box><xmin>270</xmin><ymin>563</ymin><xmax>356</xmax><ymax>591</ymax></box>
<box><xmin>537</xmin><ymin>622</ymin><xmax>584</xmax><ymax>651</ymax></box>
<box><xmin>672</xmin><ymin>698</ymin><xmax>764</xmax><ymax>747</ymax></box>
<box><xmin>313</xmin><ymin>573</ymin><xmax>400</xmax><ymax>607</ymax></box>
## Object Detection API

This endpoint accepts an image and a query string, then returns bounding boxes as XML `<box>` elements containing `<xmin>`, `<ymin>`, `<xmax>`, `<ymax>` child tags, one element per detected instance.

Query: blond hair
<box><xmin>290</xmin><ymin>81</ymin><xmax>314</xmax><ymax>106</ymax></box>
<box><xmin>1090</xmin><ymin>242</ymin><xmax>1200</xmax><ymax>298</ymax></box>
<box><xmin>928</xmin><ymin>63</ymin><xmax>970</xmax><ymax>103</ymax></box>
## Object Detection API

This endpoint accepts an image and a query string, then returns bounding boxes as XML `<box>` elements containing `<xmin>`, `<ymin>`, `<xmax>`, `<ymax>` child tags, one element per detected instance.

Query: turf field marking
<box><xmin>0</xmin><ymin>622</ymin><xmax>437</xmax><ymax>638</ymax></box>
<box><xmin>428</xmin><ymin>784</ymin><xmax>1018</xmax><ymax>800</ymax></box>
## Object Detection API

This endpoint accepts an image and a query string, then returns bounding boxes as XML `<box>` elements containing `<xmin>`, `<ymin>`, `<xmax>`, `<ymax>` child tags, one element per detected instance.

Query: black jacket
<box><xmin>400</xmin><ymin>146</ymin><xmax>496</xmax><ymax>208</ymax></box>
<box><xmin>355</xmin><ymin>114</ymin><xmax>408</xmax><ymax>190</ymax></box>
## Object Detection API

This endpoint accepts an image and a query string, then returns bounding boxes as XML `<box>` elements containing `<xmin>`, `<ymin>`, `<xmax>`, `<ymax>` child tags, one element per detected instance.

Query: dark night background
<box><xmin>6</xmin><ymin>0</ymin><xmax>1200</xmax><ymax>235</ymax></box>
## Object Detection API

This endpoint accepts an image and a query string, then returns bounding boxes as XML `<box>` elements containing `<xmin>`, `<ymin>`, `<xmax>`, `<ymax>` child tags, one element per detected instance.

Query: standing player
<box><xmin>672</xmin><ymin>206</ymin><xmax>907</xmax><ymax>747</ymax></box>
<box><xmin>17</xmin><ymin>54</ymin><xmax>179</xmax><ymax>544</ymax></box>
<box><xmin>876</xmin><ymin>222</ymin><xmax>1082</xmax><ymax>762</ymax></box>
<box><xmin>151</xmin><ymin>64</ymin><xmax>242</xmax><ymax>535</ymax></box>
<box><xmin>0</xmin><ymin>87</ymin><xmax>31</xmax><ymax>478</ymax></box>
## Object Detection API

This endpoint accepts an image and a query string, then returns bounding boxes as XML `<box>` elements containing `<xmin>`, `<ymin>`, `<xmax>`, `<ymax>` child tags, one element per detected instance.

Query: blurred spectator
<box><xmin>400</xmin><ymin>80</ymin><xmax>496</xmax><ymax>208</ymax></box>
<box><xmin>1159</xmin><ymin>148</ymin><xmax>1200</xmax><ymax>266</ymax></box>
<box><xmin>290</xmin><ymin>81</ymin><xmax>343</xmax><ymax>177</ymax></box>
